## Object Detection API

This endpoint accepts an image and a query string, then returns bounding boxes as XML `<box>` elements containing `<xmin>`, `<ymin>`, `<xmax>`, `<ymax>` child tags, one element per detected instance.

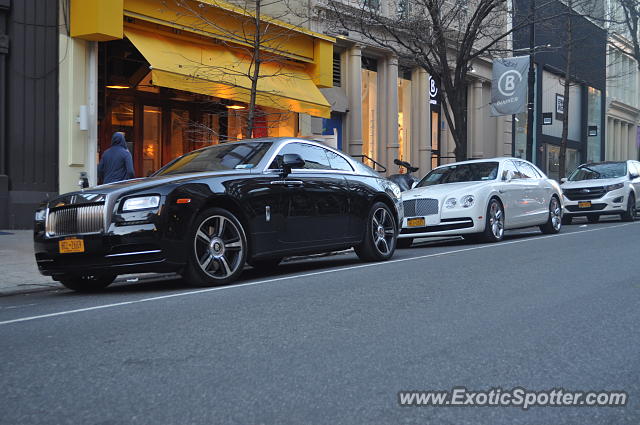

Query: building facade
<box><xmin>605</xmin><ymin>0</ymin><xmax>640</xmax><ymax>162</ymax></box>
<box><xmin>0</xmin><ymin>0</ymin><xmax>59</xmax><ymax>229</ymax></box>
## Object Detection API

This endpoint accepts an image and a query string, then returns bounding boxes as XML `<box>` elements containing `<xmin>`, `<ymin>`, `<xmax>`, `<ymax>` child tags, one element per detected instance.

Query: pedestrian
<box><xmin>98</xmin><ymin>132</ymin><xmax>135</xmax><ymax>184</ymax></box>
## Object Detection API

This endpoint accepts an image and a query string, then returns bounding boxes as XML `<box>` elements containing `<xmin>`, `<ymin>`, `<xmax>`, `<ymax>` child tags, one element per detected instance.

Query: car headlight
<box><xmin>445</xmin><ymin>198</ymin><xmax>457</xmax><ymax>209</ymax></box>
<box><xmin>605</xmin><ymin>183</ymin><xmax>624</xmax><ymax>192</ymax></box>
<box><xmin>34</xmin><ymin>209</ymin><xmax>46</xmax><ymax>222</ymax></box>
<box><xmin>460</xmin><ymin>195</ymin><xmax>475</xmax><ymax>208</ymax></box>
<box><xmin>389</xmin><ymin>183</ymin><xmax>402</xmax><ymax>199</ymax></box>
<box><xmin>122</xmin><ymin>195</ymin><xmax>160</xmax><ymax>211</ymax></box>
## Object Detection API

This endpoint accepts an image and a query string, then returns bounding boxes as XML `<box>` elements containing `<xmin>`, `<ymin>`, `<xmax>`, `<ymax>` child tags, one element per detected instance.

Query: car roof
<box><xmin>435</xmin><ymin>157</ymin><xmax>520</xmax><ymax>168</ymax></box>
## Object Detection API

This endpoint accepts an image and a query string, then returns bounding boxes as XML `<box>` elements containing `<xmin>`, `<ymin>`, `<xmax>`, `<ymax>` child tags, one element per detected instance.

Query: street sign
<box><xmin>491</xmin><ymin>56</ymin><xmax>529</xmax><ymax>116</ymax></box>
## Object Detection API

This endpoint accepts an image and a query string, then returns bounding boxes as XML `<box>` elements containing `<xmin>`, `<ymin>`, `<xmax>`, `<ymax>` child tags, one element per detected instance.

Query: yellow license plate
<box><xmin>407</xmin><ymin>217</ymin><xmax>426</xmax><ymax>227</ymax></box>
<box><xmin>578</xmin><ymin>201</ymin><xmax>592</xmax><ymax>208</ymax></box>
<box><xmin>59</xmin><ymin>238</ymin><xmax>85</xmax><ymax>254</ymax></box>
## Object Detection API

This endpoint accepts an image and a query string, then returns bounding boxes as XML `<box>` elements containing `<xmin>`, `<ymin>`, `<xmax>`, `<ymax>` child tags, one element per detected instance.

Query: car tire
<box><xmin>621</xmin><ymin>194</ymin><xmax>636</xmax><ymax>222</ymax></box>
<box><xmin>540</xmin><ymin>196</ymin><xmax>562</xmax><ymax>234</ymax></box>
<box><xmin>248</xmin><ymin>257</ymin><xmax>283</xmax><ymax>270</ymax></box>
<box><xmin>561</xmin><ymin>215</ymin><xmax>573</xmax><ymax>225</ymax></box>
<box><xmin>58</xmin><ymin>274</ymin><xmax>117</xmax><ymax>292</ymax></box>
<box><xmin>354</xmin><ymin>201</ymin><xmax>397</xmax><ymax>261</ymax></box>
<box><xmin>479</xmin><ymin>198</ymin><xmax>505</xmax><ymax>242</ymax></box>
<box><xmin>587</xmin><ymin>215</ymin><xmax>600</xmax><ymax>224</ymax></box>
<box><xmin>183</xmin><ymin>207</ymin><xmax>247</xmax><ymax>287</ymax></box>
<box><xmin>396</xmin><ymin>238</ymin><xmax>413</xmax><ymax>249</ymax></box>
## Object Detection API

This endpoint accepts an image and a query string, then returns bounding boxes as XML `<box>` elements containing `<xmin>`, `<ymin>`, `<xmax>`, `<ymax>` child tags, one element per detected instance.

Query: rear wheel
<box><xmin>540</xmin><ymin>196</ymin><xmax>562</xmax><ymax>234</ymax></box>
<box><xmin>58</xmin><ymin>274</ymin><xmax>117</xmax><ymax>292</ymax></box>
<box><xmin>183</xmin><ymin>207</ymin><xmax>247</xmax><ymax>286</ymax></box>
<box><xmin>587</xmin><ymin>215</ymin><xmax>600</xmax><ymax>224</ymax></box>
<box><xmin>354</xmin><ymin>202</ymin><xmax>397</xmax><ymax>261</ymax></box>
<box><xmin>396</xmin><ymin>238</ymin><xmax>413</xmax><ymax>249</ymax></box>
<box><xmin>479</xmin><ymin>198</ymin><xmax>504</xmax><ymax>243</ymax></box>
<box><xmin>621</xmin><ymin>194</ymin><xmax>636</xmax><ymax>222</ymax></box>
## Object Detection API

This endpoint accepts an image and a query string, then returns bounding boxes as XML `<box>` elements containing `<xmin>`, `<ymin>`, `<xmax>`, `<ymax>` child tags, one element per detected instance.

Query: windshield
<box><xmin>416</xmin><ymin>162</ymin><xmax>499</xmax><ymax>187</ymax></box>
<box><xmin>568</xmin><ymin>163</ymin><xmax>627</xmax><ymax>181</ymax></box>
<box><xmin>154</xmin><ymin>142</ymin><xmax>273</xmax><ymax>176</ymax></box>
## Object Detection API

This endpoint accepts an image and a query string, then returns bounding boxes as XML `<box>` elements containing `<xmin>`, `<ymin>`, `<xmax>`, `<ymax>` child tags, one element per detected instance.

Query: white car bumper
<box><xmin>562</xmin><ymin>188</ymin><xmax>627</xmax><ymax>216</ymax></box>
<box><xmin>398</xmin><ymin>202</ymin><xmax>485</xmax><ymax>238</ymax></box>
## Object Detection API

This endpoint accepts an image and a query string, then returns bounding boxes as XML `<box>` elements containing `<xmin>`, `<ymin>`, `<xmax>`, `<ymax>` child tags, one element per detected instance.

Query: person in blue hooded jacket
<box><xmin>98</xmin><ymin>132</ymin><xmax>135</xmax><ymax>184</ymax></box>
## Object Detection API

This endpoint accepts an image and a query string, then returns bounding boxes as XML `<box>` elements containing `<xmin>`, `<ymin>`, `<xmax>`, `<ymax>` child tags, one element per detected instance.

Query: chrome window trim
<box><xmin>261</xmin><ymin>139</ymin><xmax>359</xmax><ymax>175</ymax></box>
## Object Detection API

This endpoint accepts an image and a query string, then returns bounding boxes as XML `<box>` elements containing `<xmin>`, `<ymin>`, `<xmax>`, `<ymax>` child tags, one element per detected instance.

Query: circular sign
<box><xmin>497</xmin><ymin>70</ymin><xmax>523</xmax><ymax>97</ymax></box>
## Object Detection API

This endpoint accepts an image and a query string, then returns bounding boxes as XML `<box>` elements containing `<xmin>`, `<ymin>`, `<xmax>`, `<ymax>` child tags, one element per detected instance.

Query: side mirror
<box><xmin>560</xmin><ymin>177</ymin><xmax>567</xmax><ymax>183</ymax></box>
<box><xmin>630</xmin><ymin>173</ymin><xmax>639</xmax><ymax>180</ymax></box>
<box><xmin>281</xmin><ymin>153</ymin><xmax>305</xmax><ymax>176</ymax></box>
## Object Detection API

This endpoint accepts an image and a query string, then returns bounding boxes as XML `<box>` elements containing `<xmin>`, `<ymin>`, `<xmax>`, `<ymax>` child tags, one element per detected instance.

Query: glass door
<box><xmin>142</xmin><ymin>105</ymin><xmax>162</xmax><ymax>177</ymax></box>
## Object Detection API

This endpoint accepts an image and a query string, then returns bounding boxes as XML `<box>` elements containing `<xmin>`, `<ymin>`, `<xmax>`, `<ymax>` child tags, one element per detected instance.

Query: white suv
<box><xmin>560</xmin><ymin>161</ymin><xmax>640</xmax><ymax>224</ymax></box>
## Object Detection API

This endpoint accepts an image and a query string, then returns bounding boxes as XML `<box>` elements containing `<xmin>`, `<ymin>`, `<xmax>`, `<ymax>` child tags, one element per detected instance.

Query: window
<box><xmin>364</xmin><ymin>0</ymin><xmax>380</xmax><ymax>11</ymax></box>
<box><xmin>325</xmin><ymin>150</ymin><xmax>354</xmax><ymax>172</ymax></box>
<box><xmin>270</xmin><ymin>143</ymin><xmax>332</xmax><ymax>170</ymax></box>
<box><xmin>397</xmin><ymin>0</ymin><xmax>411</xmax><ymax>18</ymax></box>
<box><xmin>501</xmin><ymin>161</ymin><xmax>519</xmax><ymax>180</ymax></box>
<box><xmin>515</xmin><ymin>161</ymin><xmax>540</xmax><ymax>179</ymax></box>
<box><xmin>417</xmin><ymin>162</ymin><xmax>499</xmax><ymax>187</ymax></box>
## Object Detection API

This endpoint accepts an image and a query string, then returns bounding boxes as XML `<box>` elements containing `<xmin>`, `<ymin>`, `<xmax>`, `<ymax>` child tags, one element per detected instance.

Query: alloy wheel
<box><xmin>550</xmin><ymin>197</ymin><xmax>562</xmax><ymax>231</ymax></box>
<box><xmin>489</xmin><ymin>201</ymin><xmax>504</xmax><ymax>240</ymax></box>
<box><xmin>371</xmin><ymin>207</ymin><xmax>396</xmax><ymax>256</ymax></box>
<box><xmin>194</xmin><ymin>215</ymin><xmax>244</xmax><ymax>280</ymax></box>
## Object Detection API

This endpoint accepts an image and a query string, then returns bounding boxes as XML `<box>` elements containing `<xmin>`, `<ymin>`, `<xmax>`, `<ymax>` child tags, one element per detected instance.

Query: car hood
<box><xmin>561</xmin><ymin>177</ymin><xmax>626</xmax><ymax>189</ymax></box>
<box><xmin>402</xmin><ymin>181</ymin><xmax>491</xmax><ymax>201</ymax></box>
<box><xmin>46</xmin><ymin>170</ymin><xmax>252</xmax><ymax>207</ymax></box>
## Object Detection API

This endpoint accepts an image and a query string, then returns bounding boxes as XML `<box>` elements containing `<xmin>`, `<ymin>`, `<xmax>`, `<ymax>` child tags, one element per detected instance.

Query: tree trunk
<box><xmin>559</xmin><ymin>3</ymin><xmax>573</xmax><ymax>180</ymax></box>
<box><xmin>246</xmin><ymin>0</ymin><xmax>262</xmax><ymax>138</ymax></box>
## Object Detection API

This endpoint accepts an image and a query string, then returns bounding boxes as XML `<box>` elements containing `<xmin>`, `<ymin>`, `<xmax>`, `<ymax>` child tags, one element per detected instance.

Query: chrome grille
<box><xmin>403</xmin><ymin>198</ymin><xmax>438</xmax><ymax>217</ymax></box>
<box><xmin>563</xmin><ymin>186</ymin><xmax>606</xmax><ymax>201</ymax></box>
<box><xmin>46</xmin><ymin>204</ymin><xmax>105</xmax><ymax>236</ymax></box>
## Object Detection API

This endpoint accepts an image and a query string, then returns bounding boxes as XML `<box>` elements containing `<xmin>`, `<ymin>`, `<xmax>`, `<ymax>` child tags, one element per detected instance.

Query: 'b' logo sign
<box><xmin>491</xmin><ymin>56</ymin><xmax>528</xmax><ymax>116</ymax></box>
<box><xmin>498</xmin><ymin>70</ymin><xmax>523</xmax><ymax>97</ymax></box>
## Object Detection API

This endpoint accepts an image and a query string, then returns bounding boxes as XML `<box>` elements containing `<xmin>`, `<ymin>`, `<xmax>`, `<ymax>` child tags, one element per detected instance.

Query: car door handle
<box><xmin>270</xmin><ymin>180</ymin><xmax>304</xmax><ymax>186</ymax></box>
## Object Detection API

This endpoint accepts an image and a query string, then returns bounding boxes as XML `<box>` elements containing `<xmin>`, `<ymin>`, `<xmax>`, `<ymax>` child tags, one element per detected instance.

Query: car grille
<box><xmin>46</xmin><ymin>204</ymin><xmax>105</xmax><ymax>236</ymax></box>
<box><xmin>563</xmin><ymin>186</ymin><xmax>606</xmax><ymax>201</ymax></box>
<box><xmin>403</xmin><ymin>198</ymin><xmax>438</xmax><ymax>217</ymax></box>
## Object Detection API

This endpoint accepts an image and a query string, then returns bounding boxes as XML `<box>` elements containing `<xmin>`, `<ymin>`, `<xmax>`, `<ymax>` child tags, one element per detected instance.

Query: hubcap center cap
<box><xmin>377</xmin><ymin>225</ymin><xmax>385</xmax><ymax>239</ymax></box>
<box><xmin>209</xmin><ymin>237</ymin><xmax>225</xmax><ymax>257</ymax></box>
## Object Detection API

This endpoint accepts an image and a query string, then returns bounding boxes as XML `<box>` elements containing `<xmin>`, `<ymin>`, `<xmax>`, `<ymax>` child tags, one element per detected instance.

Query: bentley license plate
<box><xmin>407</xmin><ymin>217</ymin><xmax>426</xmax><ymax>227</ymax></box>
<box><xmin>578</xmin><ymin>201</ymin><xmax>592</xmax><ymax>208</ymax></box>
<box><xmin>59</xmin><ymin>238</ymin><xmax>84</xmax><ymax>254</ymax></box>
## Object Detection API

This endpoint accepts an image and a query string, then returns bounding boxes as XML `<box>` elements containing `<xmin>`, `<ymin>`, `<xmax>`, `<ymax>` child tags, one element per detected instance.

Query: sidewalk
<box><xmin>0</xmin><ymin>230</ymin><xmax>62</xmax><ymax>295</ymax></box>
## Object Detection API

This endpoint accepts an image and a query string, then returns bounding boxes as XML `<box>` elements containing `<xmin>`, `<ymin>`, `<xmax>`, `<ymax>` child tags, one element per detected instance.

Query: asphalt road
<box><xmin>1</xmin><ymin>218</ymin><xmax>639</xmax><ymax>425</ymax></box>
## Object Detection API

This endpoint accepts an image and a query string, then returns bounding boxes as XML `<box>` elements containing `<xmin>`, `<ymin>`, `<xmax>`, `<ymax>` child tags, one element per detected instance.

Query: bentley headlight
<box><xmin>445</xmin><ymin>198</ymin><xmax>457</xmax><ymax>209</ymax></box>
<box><xmin>34</xmin><ymin>209</ymin><xmax>46</xmax><ymax>222</ymax></box>
<box><xmin>460</xmin><ymin>195</ymin><xmax>475</xmax><ymax>208</ymax></box>
<box><xmin>605</xmin><ymin>183</ymin><xmax>624</xmax><ymax>192</ymax></box>
<box><xmin>122</xmin><ymin>195</ymin><xmax>160</xmax><ymax>211</ymax></box>
<box><xmin>389</xmin><ymin>183</ymin><xmax>402</xmax><ymax>199</ymax></box>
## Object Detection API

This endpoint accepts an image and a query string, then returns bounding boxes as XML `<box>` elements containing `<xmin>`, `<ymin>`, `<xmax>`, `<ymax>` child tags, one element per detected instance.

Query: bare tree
<box><xmin>165</xmin><ymin>0</ymin><xmax>310</xmax><ymax>138</ymax></box>
<box><xmin>313</xmin><ymin>0</ymin><xmax>526</xmax><ymax>161</ymax></box>
<box><xmin>618</xmin><ymin>0</ymin><xmax>640</xmax><ymax>69</ymax></box>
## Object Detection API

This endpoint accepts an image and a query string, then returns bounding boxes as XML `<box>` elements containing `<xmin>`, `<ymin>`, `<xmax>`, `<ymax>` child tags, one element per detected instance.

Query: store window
<box><xmin>398</xmin><ymin>74</ymin><xmax>412</xmax><ymax>164</ymax></box>
<box><xmin>545</xmin><ymin>144</ymin><xmax>579</xmax><ymax>181</ymax></box>
<box><xmin>361</xmin><ymin>58</ymin><xmax>378</xmax><ymax>166</ymax></box>
<box><xmin>142</xmin><ymin>106</ymin><xmax>162</xmax><ymax>177</ymax></box>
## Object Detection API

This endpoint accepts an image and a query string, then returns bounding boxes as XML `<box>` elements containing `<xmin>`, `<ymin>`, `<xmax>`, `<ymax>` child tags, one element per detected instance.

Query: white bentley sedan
<box><xmin>397</xmin><ymin>158</ymin><xmax>563</xmax><ymax>247</ymax></box>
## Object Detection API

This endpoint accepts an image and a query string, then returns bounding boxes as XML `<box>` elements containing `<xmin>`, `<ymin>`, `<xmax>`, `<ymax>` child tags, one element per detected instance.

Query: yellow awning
<box><xmin>125</xmin><ymin>27</ymin><xmax>331</xmax><ymax>118</ymax></box>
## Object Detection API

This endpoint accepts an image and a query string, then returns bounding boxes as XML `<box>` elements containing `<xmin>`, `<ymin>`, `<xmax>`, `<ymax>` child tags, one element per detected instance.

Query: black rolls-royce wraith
<box><xmin>34</xmin><ymin>138</ymin><xmax>403</xmax><ymax>291</ymax></box>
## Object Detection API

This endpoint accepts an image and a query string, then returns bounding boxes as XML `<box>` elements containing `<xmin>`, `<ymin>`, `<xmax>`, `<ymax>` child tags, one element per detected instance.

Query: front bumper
<box><xmin>34</xmin><ymin>224</ymin><xmax>184</xmax><ymax>279</ymax></box>
<box><xmin>398</xmin><ymin>203</ymin><xmax>484</xmax><ymax>238</ymax></box>
<box><xmin>562</xmin><ymin>189</ymin><xmax>626</xmax><ymax>217</ymax></box>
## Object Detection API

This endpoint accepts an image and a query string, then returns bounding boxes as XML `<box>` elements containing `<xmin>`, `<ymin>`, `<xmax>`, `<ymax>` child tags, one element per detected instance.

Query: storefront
<box><xmin>64</xmin><ymin>0</ymin><xmax>334</xmax><ymax>185</ymax></box>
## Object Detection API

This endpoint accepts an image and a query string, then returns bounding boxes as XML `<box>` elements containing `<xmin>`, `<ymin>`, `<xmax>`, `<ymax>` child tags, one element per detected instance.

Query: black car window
<box><xmin>154</xmin><ymin>142</ymin><xmax>273</xmax><ymax>176</ymax></box>
<box><xmin>269</xmin><ymin>143</ymin><xmax>332</xmax><ymax>170</ymax></box>
<box><xmin>568</xmin><ymin>162</ymin><xmax>627</xmax><ymax>181</ymax></box>
<box><xmin>515</xmin><ymin>161</ymin><xmax>540</xmax><ymax>179</ymax></box>
<box><xmin>417</xmin><ymin>162</ymin><xmax>499</xmax><ymax>187</ymax></box>
<box><xmin>325</xmin><ymin>150</ymin><xmax>354</xmax><ymax>172</ymax></box>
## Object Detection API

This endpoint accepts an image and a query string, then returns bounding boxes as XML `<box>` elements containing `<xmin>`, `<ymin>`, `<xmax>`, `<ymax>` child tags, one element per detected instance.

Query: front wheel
<box><xmin>183</xmin><ymin>207</ymin><xmax>247</xmax><ymax>286</ymax></box>
<box><xmin>58</xmin><ymin>274</ymin><xmax>117</xmax><ymax>292</ymax></box>
<box><xmin>540</xmin><ymin>196</ymin><xmax>562</xmax><ymax>234</ymax></box>
<box><xmin>621</xmin><ymin>194</ymin><xmax>636</xmax><ymax>222</ymax></box>
<box><xmin>478</xmin><ymin>198</ymin><xmax>504</xmax><ymax>242</ymax></box>
<box><xmin>354</xmin><ymin>202</ymin><xmax>397</xmax><ymax>261</ymax></box>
